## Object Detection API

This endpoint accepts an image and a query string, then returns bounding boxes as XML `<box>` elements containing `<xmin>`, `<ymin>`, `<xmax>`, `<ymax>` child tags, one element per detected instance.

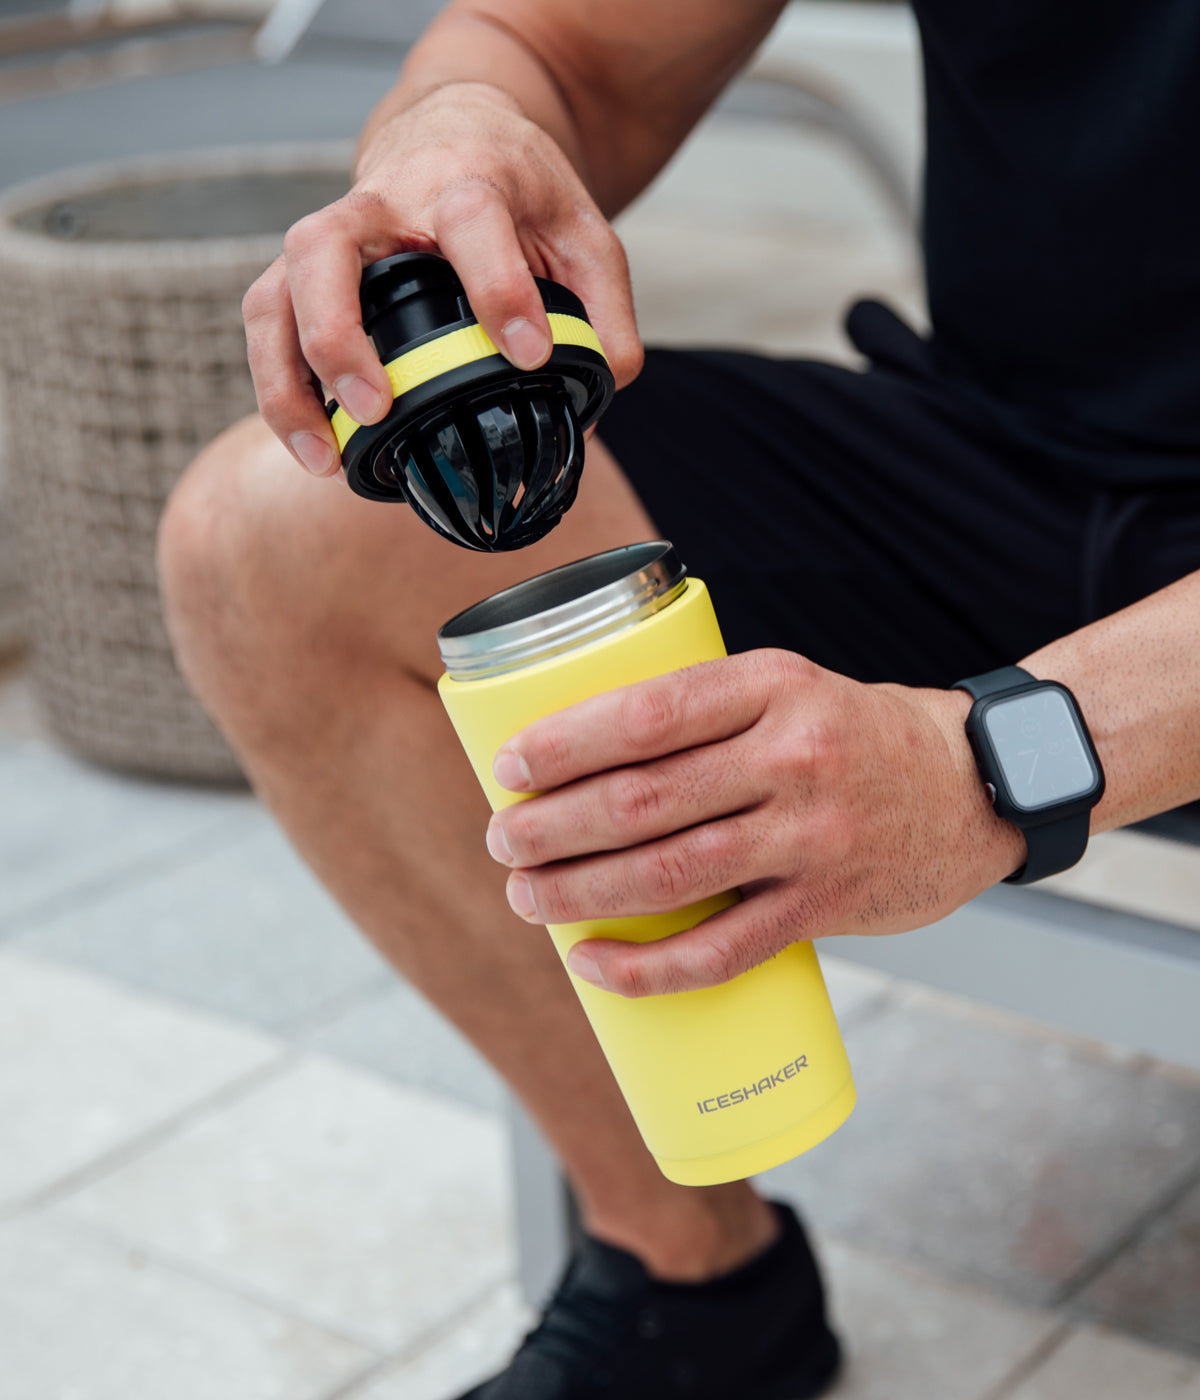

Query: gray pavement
<box><xmin>0</xmin><ymin>54</ymin><xmax>393</xmax><ymax>191</ymax></box>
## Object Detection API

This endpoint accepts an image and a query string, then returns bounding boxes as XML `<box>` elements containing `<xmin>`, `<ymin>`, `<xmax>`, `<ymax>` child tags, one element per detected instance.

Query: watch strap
<box><xmin>1003</xmin><ymin>810</ymin><xmax>1090</xmax><ymax>885</ymax></box>
<box><xmin>954</xmin><ymin>665</ymin><xmax>1036</xmax><ymax>700</ymax></box>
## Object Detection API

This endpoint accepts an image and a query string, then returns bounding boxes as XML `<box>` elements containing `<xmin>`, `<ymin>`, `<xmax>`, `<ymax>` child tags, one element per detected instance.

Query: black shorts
<box><xmin>600</xmin><ymin>302</ymin><xmax>1200</xmax><ymax>690</ymax></box>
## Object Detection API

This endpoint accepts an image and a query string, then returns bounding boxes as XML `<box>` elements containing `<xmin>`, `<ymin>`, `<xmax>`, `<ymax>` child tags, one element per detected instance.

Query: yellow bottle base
<box><xmin>654</xmin><ymin>1079</ymin><xmax>857</xmax><ymax>1186</ymax></box>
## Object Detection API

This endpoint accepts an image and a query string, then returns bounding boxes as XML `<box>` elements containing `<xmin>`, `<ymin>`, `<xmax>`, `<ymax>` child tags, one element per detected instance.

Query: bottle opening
<box><xmin>438</xmin><ymin>541</ymin><xmax>686</xmax><ymax>680</ymax></box>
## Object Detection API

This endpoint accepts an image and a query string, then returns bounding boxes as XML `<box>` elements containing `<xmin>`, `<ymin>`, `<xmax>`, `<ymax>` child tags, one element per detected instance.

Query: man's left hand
<box><xmin>485</xmin><ymin>650</ymin><xmax>1027</xmax><ymax>996</ymax></box>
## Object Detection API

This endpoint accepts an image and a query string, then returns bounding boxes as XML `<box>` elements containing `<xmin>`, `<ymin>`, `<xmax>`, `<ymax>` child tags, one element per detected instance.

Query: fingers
<box><xmin>247</xmin><ymin>191</ymin><xmax>400</xmax><ymax>473</ymax></box>
<box><xmin>253</xmin><ymin>178</ymin><xmax>583</xmax><ymax>471</ymax></box>
<box><xmin>249</xmin><ymin>132</ymin><xmax>642</xmax><ymax>473</ymax></box>
<box><xmin>433</xmin><ymin>180</ymin><xmax>643</xmax><ymax>388</ymax></box>
<box><xmin>494</xmin><ymin>655</ymin><xmax>805</xmax><ymax>794</ymax></box>
<box><xmin>433</xmin><ymin>181</ymin><xmax>552</xmax><ymax>371</ymax></box>
<box><xmin>502</xmin><ymin>810</ymin><xmax>795</xmax><ymax>927</ymax></box>
<box><xmin>554</xmin><ymin>213</ymin><xmax>644</xmax><ymax>389</ymax></box>
<box><xmin>284</xmin><ymin>196</ymin><xmax>395</xmax><ymax>426</ymax></box>
<box><xmin>243</xmin><ymin>258</ymin><xmax>340</xmax><ymax>476</ymax></box>
<box><xmin>565</xmin><ymin>890</ymin><xmax>813</xmax><ymax>998</ymax></box>
<box><xmin>487</xmin><ymin>740</ymin><xmax>766</xmax><ymax>867</ymax></box>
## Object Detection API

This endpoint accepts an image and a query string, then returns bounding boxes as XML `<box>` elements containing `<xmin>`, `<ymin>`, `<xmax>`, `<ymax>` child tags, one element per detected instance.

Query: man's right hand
<box><xmin>241</xmin><ymin>81</ymin><xmax>644</xmax><ymax>478</ymax></box>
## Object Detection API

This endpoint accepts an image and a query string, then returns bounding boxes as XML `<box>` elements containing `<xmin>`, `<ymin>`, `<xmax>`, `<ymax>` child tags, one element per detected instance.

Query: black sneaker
<box><xmin>454</xmin><ymin>1201</ymin><xmax>841</xmax><ymax>1399</ymax></box>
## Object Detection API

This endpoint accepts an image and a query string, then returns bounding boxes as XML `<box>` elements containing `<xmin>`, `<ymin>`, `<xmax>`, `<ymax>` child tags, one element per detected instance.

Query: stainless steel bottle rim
<box><xmin>438</xmin><ymin>541</ymin><xmax>687</xmax><ymax>680</ymax></box>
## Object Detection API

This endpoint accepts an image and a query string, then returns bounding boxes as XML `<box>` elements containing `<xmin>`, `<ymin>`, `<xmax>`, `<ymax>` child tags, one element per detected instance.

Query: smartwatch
<box><xmin>953</xmin><ymin>665</ymin><xmax>1105</xmax><ymax>885</ymax></box>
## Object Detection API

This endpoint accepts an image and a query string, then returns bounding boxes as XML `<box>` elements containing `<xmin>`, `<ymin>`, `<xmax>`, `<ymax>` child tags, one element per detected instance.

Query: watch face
<box><xmin>982</xmin><ymin>688</ymin><xmax>1099</xmax><ymax>812</ymax></box>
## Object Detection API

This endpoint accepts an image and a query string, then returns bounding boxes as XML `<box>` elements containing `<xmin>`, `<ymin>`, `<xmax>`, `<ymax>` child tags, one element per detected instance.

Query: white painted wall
<box><xmin>627</xmin><ymin>2</ymin><xmax>923</xmax><ymax>237</ymax></box>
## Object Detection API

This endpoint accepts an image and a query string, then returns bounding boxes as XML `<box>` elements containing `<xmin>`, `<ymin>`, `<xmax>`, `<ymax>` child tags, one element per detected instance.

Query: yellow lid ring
<box><xmin>331</xmin><ymin>313</ymin><xmax>606</xmax><ymax>454</ymax></box>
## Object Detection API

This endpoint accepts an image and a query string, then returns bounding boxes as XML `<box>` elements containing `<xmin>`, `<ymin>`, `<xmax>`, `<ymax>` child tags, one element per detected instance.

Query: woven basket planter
<box><xmin>0</xmin><ymin>144</ymin><xmax>349</xmax><ymax>780</ymax></box>
<box><xmin>0</xmin><ymin>415</ymin><xmax>22</xmax><ymax>660</ymax></box>
<box><xmin>0</xmin><ymin>508</ymin><xmax>23</xmax><ymax>659</ymax></box>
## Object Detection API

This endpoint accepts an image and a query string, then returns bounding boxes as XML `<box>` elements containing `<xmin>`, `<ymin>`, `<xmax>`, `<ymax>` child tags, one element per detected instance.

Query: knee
<box><xmin>160</xmin><ymin>413</ymin><xmax>454</xmax><ymax>757</ymax></box>
<box><xmin>158</xmin><ymin>416</ymin><xmax>306</xmax><ymax>726</ymax></box>
<box><xmin>159</xmin><ymin>423</ymin><xmax>236</xmax><ymax>688</ymax></box>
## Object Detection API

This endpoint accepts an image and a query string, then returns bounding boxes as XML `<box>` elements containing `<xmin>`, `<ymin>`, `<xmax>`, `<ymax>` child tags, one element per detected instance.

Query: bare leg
<box><xmin>159</xmin><ymin>415</ymin><xmax>778</xmax><ymax>1281</ymax></box>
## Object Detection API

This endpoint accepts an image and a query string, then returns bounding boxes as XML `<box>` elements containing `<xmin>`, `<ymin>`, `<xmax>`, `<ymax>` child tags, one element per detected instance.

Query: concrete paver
<box><xmin>0</xmin><ymin>948</ymin><xmax>278</xmax><ymax>1213</ymax></box>
<box><xmin>301</xmin><ymin>979</ymin><xmax>509</xmax><ymax>1116</ymax></box>
<box><xmin>0</xmin><ymin>1214</ymin><xmax>374</xmax><ymax>1400</ymax></box>
<box><xmin>1002</xmin><ymin>1325</ymin><xmax>1200</xmax><ymax>1400</ymax></box>
<box><xmin>345</xmin><ymin>1284</ymin><xmax>532</xmax><ymax>1400</ymax></box>
<box><xmin>13</xmin><ymin>815</ymin><xmax>391</xmax><ymax>1031</ymax></box>
<box><xmin>0</xmin><ymin>737</ymin><xmax>252</xmax><ymax>932</ymax></box>
<box><xmin>760</xmin><ymin>983</ymin><xmax>1200</xmax><ymax>1310</ymax></box>
<box><xmin>351</xmin><ymin>1236</ymin><xmax>1062</xmax><ymax>1400</ymax></box>
<box><xmin>1071</xmin><ymin>1178</ymin><xmax>1200</xmax><ymax>1357</ymax></box>
<box><xmin>57</xmin><ymin>1055</ymin><xmax>514</xmax><ymax>1352</ymax></box>
<box><xmin>818</xmin><ymin>955</ymin><xmax>894</xmax><ymax>1029</ymax></box>
<box><xmin>819</xmin><ymin>1236</ymin><xmax>1059</xmax><ymax>1400</ymax></box>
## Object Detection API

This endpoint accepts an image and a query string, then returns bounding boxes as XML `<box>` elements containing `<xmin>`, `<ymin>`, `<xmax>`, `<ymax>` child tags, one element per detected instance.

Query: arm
<box><xmin>1021</xmin><ymin>568</ymin><xmax>1200</xmax><ymax>831</ymax></box>
<box><xmin>484</xmin><ymin>570</ymin><xmax>1200</xmax><ymax>997</ymax></box>
<box><xmin>242</xmin><ymin>0</ymin><xmax>786</xmax><ymax>475</ymax></box>
<box><xmin>359</xmin><ymin>0</ymin><xmax>785</xmax><ymax>219</ymax></box>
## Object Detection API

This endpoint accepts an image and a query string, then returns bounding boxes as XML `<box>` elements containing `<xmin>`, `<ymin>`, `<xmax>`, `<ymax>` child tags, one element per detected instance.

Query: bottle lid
<box><xmin>331</xmin><ymin>252</ymin><xmax>613</xmax><ymax>552</ymax></box>
<box><xmin>438</xmin><ymin>541</ymin><xmax>686</xmax><ymax>680</ymax></box>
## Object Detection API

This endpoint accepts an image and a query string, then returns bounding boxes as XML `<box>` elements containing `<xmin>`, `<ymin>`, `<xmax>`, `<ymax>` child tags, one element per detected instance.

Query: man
<box><xmin>157</xmin><ymin>1</ymin><xmax>1200</xmax><ymax>1396</ymax></box>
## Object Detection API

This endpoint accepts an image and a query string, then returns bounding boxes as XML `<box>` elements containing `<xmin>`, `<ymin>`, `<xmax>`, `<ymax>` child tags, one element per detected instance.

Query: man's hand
<box><xmin>484</xmin><ymin>651</ymin><xmax>1027</xmax><ymax>997</ymax></box>
<box><xmin>241</xmin><ymin>81</ymin><xmax>642</xmax><ymax>478</ymax></box>
<box><xmin>240</xmin><ymin>0</ymin><xmax>791</xmax><ymax>479</ymax></box>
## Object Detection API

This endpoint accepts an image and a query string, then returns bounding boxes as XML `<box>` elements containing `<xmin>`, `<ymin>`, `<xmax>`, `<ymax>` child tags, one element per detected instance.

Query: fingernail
<box><xmin>335</xmin><ymin>374</ymin><xmax>388</xmax><ymax>423</ymax></box>
<box><xmin>567</xmin><ymin>943</ymin><xmax>607</xmax><ymax>989</ymax></box>
<box><xmin>501</xmin><ymin>318</ymin><xmax>549</xmax><ymax>371</ymax></box>
<box><xmin>290</xmin><ymin>431</ymin><xmax>335</xmax><ymax>476</ymax></box>
<box><xmin>507</xmin><ymin>874</ymin><xmax>537</xmax><ymax>919</ymax></box>
<box><xmin>493</xmin><ymin>749</ymin><xmax>532</xmax><ymax>791</ymax></box>
<box><xmin>485</xmin><ymin>819</ymin><xmax>513</xmax><ymax>865</ymax></box>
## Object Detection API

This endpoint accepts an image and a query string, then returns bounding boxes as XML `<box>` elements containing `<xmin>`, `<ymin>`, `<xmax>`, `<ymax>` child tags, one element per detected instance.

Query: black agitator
<box><xmin>329</xmin><ymin>253</ymin><xmax>614</xmax><ymax>551</ymax></box>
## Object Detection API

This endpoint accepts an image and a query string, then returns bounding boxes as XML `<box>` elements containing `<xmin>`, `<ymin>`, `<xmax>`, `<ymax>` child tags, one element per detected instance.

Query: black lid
<box><xmin>334</xmin><ymin>253</ymin><xmax>613</xmax><ymax>552</ymax></box>
<box><xmin>359</xmin><ymin>250</ymin><xmax>588</xmax><ymax>330</ymax></box>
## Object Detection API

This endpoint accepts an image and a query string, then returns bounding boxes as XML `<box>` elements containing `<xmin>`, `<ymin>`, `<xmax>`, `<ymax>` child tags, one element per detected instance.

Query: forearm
<box><xmin>355</xmin><ymin>0</ymin><xmax>786</xmax><ymax>217</ymax></box>
<box><xmin>356</xmin><ymin>8</ymin><xmax>588</xmax><ymax>189</ymax></box>
<box><xmin>906</xmin><ymin>569</ymin><xmax>1200</xmax><ymax>894</ymax></box>
<box><xmin>1018</xmin><ymin>568</ymin><xmax>1200</xmax><ymax>831</ymax></box>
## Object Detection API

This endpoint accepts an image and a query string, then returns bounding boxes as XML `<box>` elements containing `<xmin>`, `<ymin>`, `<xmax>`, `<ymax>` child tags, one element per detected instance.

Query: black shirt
<box><xmin>914</xmin><ymin>0</ymin><xmax>1200</xmax><ymax>480</ymax></box>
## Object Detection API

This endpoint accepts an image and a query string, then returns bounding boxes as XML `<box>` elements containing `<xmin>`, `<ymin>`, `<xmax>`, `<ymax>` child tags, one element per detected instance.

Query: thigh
<box><xmin>600</xmin><ymin>347</ymin><xmax>1095</xmax><ymax>689</ymax></box>
<box><xmin>174</xmin><ymin>413</ymin><xmax>661</xmax><ymax>686</ymax></box>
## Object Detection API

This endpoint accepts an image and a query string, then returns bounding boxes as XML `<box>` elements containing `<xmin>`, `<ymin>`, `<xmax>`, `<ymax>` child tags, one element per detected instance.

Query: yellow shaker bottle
<box><xmin>437</xmin><ymin>542</ymin><xmax>854</xmax><ymax>1185</ymax></box>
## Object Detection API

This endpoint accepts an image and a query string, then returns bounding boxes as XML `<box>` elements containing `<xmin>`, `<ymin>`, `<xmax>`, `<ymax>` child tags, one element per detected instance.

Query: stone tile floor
<box><xmin>2</xmin><ymin>658</ymin><xmax>1199</xmax><ymax>1400</ymax></box>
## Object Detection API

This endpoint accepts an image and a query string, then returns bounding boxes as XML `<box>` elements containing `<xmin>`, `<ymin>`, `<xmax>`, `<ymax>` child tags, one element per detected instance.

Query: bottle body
<box><xmin>438</xmin><ymin>556</ymin><xmax>854</xmax><ymax>1184</ymax></box>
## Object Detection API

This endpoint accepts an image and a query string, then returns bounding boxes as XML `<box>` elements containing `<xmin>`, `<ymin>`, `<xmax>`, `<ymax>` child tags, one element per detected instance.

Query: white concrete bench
<box><xmin>824</xmin><ymin>815</ymin><xmax>1200</xmax><ymax>1074</ymax></box>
